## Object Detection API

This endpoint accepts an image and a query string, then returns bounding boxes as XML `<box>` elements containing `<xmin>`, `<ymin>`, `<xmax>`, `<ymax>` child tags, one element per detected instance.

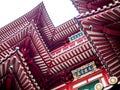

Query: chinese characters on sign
<box><xmin>69</xmin><ymin>31</ymin><xmax>83</xmax><ymax>42</ymax></box>
<box><xmin>72</xmin><ymin>61</ymin><xmax>97</xmax><ymax>80</ymax></box>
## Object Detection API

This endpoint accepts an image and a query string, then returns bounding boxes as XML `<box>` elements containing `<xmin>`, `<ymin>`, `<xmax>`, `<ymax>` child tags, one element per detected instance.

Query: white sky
<box><xmin>0</xmin><ymin>0</ymin><xmax>79</xmax><ymax>28</ymax></box>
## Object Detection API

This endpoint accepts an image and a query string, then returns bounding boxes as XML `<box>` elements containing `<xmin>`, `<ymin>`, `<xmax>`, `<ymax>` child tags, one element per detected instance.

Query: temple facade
<box><xmin>0</xmin><ymin>0</ymin><xmax>120</xmax><ymax>90</ymax></box>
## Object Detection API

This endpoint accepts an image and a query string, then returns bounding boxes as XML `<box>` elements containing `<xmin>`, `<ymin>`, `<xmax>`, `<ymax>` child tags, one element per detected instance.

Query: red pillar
<box><xmin>66</xmin><ymin>82</ymin><xmax>73</xmax><ymax>90</ymax></box>
<box><xmin>102</xmin><ymin>67</ymin><xmax>109</xmax><ymax>86</ymax></box>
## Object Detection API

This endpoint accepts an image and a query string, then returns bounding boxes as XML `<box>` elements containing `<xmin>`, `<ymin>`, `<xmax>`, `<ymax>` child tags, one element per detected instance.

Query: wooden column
<box><xmin>66</xmin><ymin>82</ymin><xmax>73</xmax><ymax>90</ymax></box>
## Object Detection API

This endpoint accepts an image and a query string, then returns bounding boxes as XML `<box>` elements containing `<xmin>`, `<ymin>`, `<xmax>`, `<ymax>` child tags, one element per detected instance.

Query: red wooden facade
<box><xmin>0</xmin><ymin>0</ymin><xmax>120</xmax><ymax>90</ymax></box>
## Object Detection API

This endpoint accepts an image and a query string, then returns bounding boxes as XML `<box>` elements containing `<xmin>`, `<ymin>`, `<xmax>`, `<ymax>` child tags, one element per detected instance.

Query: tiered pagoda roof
<box><xmin>0</xmin><ymin>0</ymin><xmax>120</xmax><ymax>90</ymax></box>
<box><xmin>73</xmin><ymin>0</ymin><xmax>120</xmax><ymax>80</ymax></box>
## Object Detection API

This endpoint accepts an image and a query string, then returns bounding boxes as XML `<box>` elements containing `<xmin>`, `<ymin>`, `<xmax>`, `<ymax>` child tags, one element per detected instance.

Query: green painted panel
<box><xmin>78</xmin><ymin>80</ymin><xmax>99</xmax><ymax>90</ymax></box>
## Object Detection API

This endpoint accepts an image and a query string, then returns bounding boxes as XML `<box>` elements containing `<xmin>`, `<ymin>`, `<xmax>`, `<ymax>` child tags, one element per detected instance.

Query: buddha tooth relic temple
<box><xmin>0</xmin><ymin>0</ymin><xmax>120</xmax><ymax>90</ymax></box>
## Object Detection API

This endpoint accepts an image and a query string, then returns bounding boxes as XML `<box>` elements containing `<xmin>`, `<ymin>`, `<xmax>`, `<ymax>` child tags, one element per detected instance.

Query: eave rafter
<box><xmin>0</xmin><ymin>23</ymin><xmax>29</xmax><ymax>59</ymax></box>
<box><xmin>72</xmin><ymin>0</ymin><xmax>114</xmax><ymax>13</ymax></box>
<box><xmin>0</xmin><ymin>16</ymin><xmax>28</xmax><ymax>41</ymax></box>
<box><xmin>77</xmin><ymin>3</ymin><xmax>120</xmax><ymax>35</ymax></box>
<box><xmin>29</xmin><ymin>22</ymin><xmax>51</xmax><ymax>74</ymax></box>
<box><xmin>77</xmin><ymin>1</ymin><xmax>120</xmax><ymax>20</ymax></box>
<box><xmin>0</xmin><ymin>47</ymin><xmax>40</xmax><ymax>90</ymax></box>
<box><xmin>89</xmin><ymin>24</ymin><xmax>120</xmax><ymax>36</ymax></box>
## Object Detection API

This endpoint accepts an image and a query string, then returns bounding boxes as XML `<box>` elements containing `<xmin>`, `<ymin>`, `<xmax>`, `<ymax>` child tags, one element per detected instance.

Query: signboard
<box><xmin>72</xmin><ymin>61</ymin><xmax>97</xmax><ymax>80</ymax></box>
<box><xmin>69</xmin><ymin>31</ymin><xmax>84</xmax><ymax>42</ymax></box>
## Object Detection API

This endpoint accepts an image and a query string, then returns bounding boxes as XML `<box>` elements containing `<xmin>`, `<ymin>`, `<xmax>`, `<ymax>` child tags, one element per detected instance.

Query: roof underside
<box><xmin>0</xmin><ymin>0</ymin><xmax>120</xmax><ymax>90</ymax></box>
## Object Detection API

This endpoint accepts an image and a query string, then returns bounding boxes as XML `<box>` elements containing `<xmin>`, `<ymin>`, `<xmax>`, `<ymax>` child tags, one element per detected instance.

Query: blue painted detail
<box><xmin>69</xmin><ymin>32</ymin><xmax>83</xmax><ymax>41</ymax></box>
